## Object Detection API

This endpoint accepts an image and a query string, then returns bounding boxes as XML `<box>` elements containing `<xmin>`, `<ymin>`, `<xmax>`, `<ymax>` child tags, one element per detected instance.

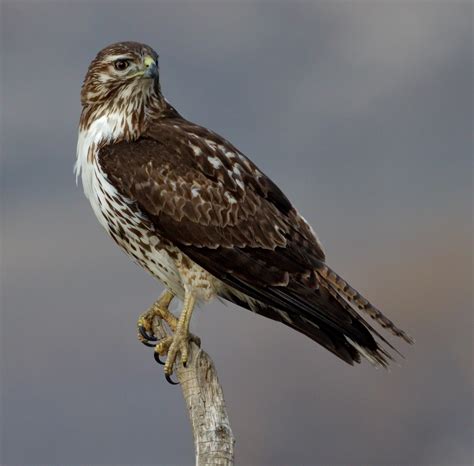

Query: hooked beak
<box><xmin>143</xmin><ymin>55</ymin><xmax>158</xmax><ymax>79</ymax></box>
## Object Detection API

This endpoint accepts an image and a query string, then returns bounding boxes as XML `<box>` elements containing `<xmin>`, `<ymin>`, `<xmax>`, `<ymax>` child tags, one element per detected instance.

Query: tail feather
<box><xmin>219</xmin><ymin>287</ymin><xmax>364</xmax><ymax>366</ymax></box>
<box><xmin>317</xmin><ymin>264</ymin><xmax>414</xmax><ymax>344</ymax></box>
<box><xmin>318</xmin><ymin>277</ymin><xmax>400</xmax><ymax>362</ymax></box>
<box><xmin>216</xmin><ymin>262</ymin><xmax>413</xmax><ymax>369</ymax></box>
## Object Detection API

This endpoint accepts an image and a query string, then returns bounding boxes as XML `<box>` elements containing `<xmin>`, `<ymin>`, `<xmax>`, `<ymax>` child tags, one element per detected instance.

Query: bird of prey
<box><xmin>76</xmin><ymin>42</ymin><xmax>412</xmax><ymax>383</ymax></box>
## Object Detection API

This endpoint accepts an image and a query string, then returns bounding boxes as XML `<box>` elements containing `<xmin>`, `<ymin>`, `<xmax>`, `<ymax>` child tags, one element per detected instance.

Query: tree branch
<box><xmin>152</xmin><ymin>316</ymin><xmax>235</xmax><ymax>466</ymax></box>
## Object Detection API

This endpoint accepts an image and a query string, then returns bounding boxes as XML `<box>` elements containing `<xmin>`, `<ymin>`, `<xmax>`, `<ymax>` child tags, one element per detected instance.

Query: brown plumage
<box><xmin>76</xmin><ymin>42</ymin><xmax>413</xmax><ymax>369</ymax></box>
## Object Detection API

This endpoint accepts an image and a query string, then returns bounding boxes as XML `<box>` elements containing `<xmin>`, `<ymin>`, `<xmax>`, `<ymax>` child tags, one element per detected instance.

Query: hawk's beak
<box><xmin>143</xmin><ymin>55</ymin><xmax>158</xmax><ymax>79</ymax></box>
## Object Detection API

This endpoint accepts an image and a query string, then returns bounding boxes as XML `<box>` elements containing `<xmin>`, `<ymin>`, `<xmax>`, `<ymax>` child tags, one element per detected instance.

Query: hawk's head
<box><xmin>80</xmin><ymin>42</ymin><xmax>160</xmax><ymax>106</ymax></box>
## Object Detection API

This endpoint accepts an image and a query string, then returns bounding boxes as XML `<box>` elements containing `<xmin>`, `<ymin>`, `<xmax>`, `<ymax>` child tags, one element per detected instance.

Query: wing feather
<box><xmin>100</xmin><ymin>124</ymin><xmax>325</xmax><ymax>264</ymax></box>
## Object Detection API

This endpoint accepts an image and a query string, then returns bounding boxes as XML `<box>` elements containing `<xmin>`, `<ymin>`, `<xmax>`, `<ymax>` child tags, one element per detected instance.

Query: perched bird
<box><xmin>76</xmin><ymin>42</ymin><xmax>412</xmax><ymax>383</ymax></box>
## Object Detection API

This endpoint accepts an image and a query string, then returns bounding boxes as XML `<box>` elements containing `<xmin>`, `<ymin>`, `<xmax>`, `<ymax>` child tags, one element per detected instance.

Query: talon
<box><xmin>162</xmin><ymin>330</ymin><xmax>191</xmax><ymax>376</ymax></box>
<box><xmin>139</xmin><ymin>291</ymin><xmax>197</xmax><ymax>383</ymax></box>
<box><xmin>165</xmin><ymin>374</ymin><xmax>179</xmax><ymax>385</ymax></box>
<box><xmin>136</xmin><ymin>290</ymin><xmax>177</xmax><ymax>347</ymax></box>
<box><xmin>138</xmin><ymin>325</ymin><xmax>157</xmax><ymax>342</ymax></box>
<box><xmin>141</xmin><ymin>339</ymin><xmax>158</xmax><ymax>348</ymax></box>
<box><xmin>154</xmin><ymin>352</ymin><xmax>165</xmax><ymax>365</ymax></box>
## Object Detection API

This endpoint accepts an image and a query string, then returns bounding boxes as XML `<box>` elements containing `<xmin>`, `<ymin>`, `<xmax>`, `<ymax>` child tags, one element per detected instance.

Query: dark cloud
<box><xmin>1</xmin><ymin>1</ymin><xmax>472</xmax><ymax>465</ymax></box>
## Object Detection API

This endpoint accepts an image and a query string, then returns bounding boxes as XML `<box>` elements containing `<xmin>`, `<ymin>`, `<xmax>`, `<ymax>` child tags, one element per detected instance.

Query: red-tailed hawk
<box><xmin>76</xmin><ymin>42</ymin><xmax>412</xmax><ymax>383</ymax></box>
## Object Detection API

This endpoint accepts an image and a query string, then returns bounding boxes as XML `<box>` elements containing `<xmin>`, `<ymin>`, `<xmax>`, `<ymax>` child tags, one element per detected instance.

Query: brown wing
<box><xmin>100</xmin><ymin>118</ymin><xmax>325</xmax><ymax>286</ymax></box>
<box><xmin>99</xmin><ymin>116</ymin><xmax>408</xmax><ymax>366</ymax></box>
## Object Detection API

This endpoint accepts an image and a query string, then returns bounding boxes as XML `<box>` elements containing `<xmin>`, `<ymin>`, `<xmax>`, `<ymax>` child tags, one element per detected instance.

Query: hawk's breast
<box><xmin>75</xmin><ymin>116</ymin><xmax>189</xmax><ymax>298</ymax></box>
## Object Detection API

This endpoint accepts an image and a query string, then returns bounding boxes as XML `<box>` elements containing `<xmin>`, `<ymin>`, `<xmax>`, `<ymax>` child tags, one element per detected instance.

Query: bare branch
<box><xmin>152</xmin><ymin>317</ymin><xmax>235</xmax><ymax>466</ymax></box>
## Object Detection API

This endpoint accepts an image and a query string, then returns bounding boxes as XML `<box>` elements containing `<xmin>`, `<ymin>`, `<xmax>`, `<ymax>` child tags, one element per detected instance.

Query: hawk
<box><xmin>76</xmin><ymin>42</ymin><xmax>412</xmax><ymax>383</ymax></box>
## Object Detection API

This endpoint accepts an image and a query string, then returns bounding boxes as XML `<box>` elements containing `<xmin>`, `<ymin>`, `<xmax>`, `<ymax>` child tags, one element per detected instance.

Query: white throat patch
<box><xmin>75</xmin><ymin>113</ymin><xmax>123</xmax><ymax>194</ymax></box>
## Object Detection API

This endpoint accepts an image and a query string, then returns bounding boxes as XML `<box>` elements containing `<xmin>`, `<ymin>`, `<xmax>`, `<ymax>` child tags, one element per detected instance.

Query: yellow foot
<box><xmin>137</xmin><ymin>291</ymin><xmax>177</xmax><ymax>347</ymax></box>
<box><xmin>154</xmin><ymin>330</ymin><xmax>201</xmax><ymax>384</ymax></box>
<box><xmin>140</xmin><ymin>290</ymin><xmax>199</xmax><ymax>386</ymax></box>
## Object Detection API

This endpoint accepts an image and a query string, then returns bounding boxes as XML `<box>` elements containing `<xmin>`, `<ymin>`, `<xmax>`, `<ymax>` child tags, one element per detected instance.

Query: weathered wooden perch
<box><xmin>152</xmin><ymin>316</ymin><xmax>235</xmax><ymax>466</ymax></box>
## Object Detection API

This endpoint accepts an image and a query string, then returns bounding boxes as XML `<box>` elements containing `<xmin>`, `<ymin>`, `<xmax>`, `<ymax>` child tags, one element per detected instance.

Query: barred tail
<box><xmin>317</xmin><ymin>264</ymin><xmax>414</xmax><ymax>344</ymax></box>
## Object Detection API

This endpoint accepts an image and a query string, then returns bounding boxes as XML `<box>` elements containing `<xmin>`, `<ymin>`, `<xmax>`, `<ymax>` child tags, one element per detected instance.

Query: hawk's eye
<box><xmin>114</xmin><ymin>59</ymin><xmax>130</xmax><ymax>71</ymax></box>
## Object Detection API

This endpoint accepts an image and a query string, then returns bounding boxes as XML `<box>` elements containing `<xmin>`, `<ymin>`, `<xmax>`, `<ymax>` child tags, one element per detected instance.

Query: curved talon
<box><xmin>154</xmin><ymin>352</ymin><xmax>165</xmax><ymax>365</ymax></box>
<box><xmin>165</xmin><ymin>374</ymin><xmax>179</xmax><ymax>385</ymax></box>
<box><xmin>141</xmin><ymin>339</ymin><xmax>158</xmax><ymax>348</ymax></box>
<box><xmin>138</xmin><ymin>325</ymin><xmax>157</xmax><ymax>342</ymax></box>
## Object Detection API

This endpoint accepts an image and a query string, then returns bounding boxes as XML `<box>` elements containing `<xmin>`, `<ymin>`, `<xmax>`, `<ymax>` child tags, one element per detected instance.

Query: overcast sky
<box><xmin>1</xmin><ymin>1</ymin><xmax>472</xmax><ymax>465</ymax></box>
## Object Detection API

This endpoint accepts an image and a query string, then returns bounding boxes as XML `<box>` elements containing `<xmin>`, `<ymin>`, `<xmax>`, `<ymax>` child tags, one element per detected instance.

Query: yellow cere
<box><xmin>143</xmin><ymin>55</ymin><xmax>155</xmax><ymax>68</ymax></box>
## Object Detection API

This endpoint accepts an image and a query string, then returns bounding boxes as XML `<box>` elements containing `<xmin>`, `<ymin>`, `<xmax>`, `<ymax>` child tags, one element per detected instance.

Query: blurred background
<box><xmin>1</xmin><ymin>1</ymin><xmax>472</xmax><ymax>465</ymax></box>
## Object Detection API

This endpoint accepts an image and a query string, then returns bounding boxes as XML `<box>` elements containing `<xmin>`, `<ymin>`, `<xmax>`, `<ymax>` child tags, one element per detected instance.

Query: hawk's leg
<box><xmin>137</xmin><ymin>290</ymin><xmax>177</xmax><ymax>347</ymax></box>
<box><xmin>156</xmin><ymin>291</ymin><xmax>198</xmax><ymax>380</ymax></box>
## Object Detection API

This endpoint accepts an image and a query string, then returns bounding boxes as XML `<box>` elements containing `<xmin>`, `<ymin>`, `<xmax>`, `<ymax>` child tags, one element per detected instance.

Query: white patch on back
<box><xmin>205</xmin><ymin>139</ymin><xmax>217</xmax><ymax>150</ymax></box>
<box><xmin>224</xmin><ymin>192</ymin><xmax>237</xmax><ymax>204</ymax></box>
<box><xmin>190</xmin><ymin>143</ymin><xmax>203</xmax><ymax>156</ymax></box>
<box><xmin>208</xmin><ymin>156</ymin><xmax>222</xmax><ymax>169</ymax></box>
<box><xmin>218</xmin><ymin>145</ymin><xmax>236</xmax><ymax>159</ymax></box>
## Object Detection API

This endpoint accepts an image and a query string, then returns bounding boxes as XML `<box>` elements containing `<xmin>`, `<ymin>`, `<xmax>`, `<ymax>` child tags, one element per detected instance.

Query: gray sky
<box><xmin>1</xmin><ymin>1</ymin><xmax>472</xmax><ymax>465</ymax></box>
